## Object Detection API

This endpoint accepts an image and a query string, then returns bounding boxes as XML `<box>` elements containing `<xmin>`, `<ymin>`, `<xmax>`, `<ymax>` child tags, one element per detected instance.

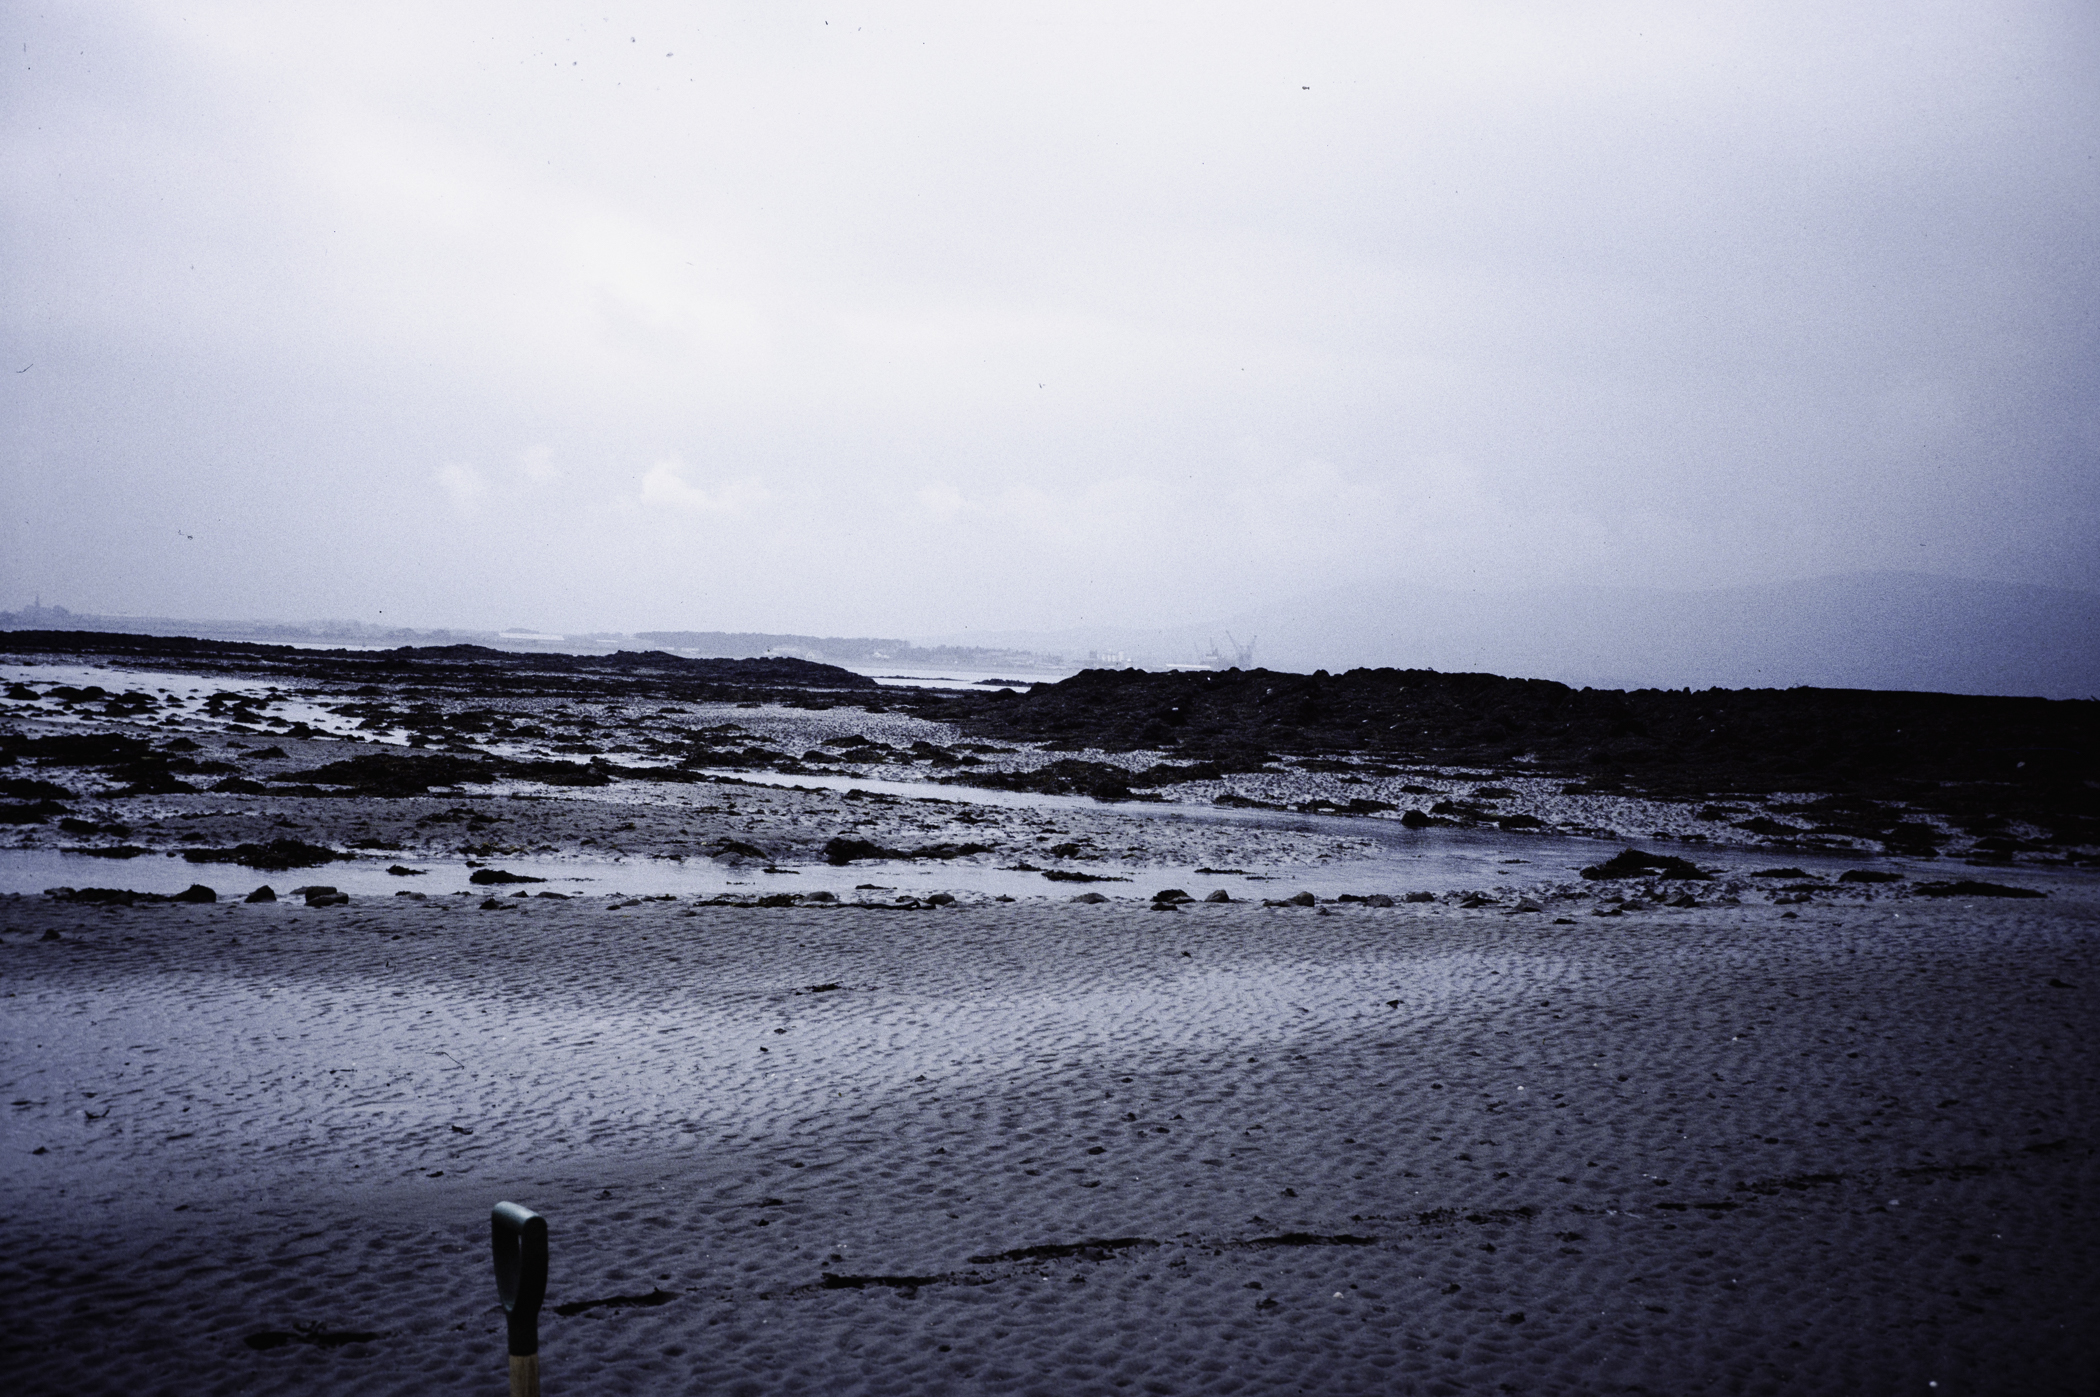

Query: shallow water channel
<box><xmin>2</xmin><ymin>767</ymin><xmax>1922</xmax><ymax>904</ymax></box>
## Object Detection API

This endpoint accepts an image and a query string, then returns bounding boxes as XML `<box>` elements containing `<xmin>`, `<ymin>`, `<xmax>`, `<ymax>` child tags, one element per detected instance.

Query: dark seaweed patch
<box><xmin>552</xmin><ymin>1287</ymin><xmax>677</xmax><ymax>1317</ymax></box>
<box><xmin>968</xmin><ymin>1237</ymin><xmax>1157</xmax><ymax>1265</ymax></box>
<box><xmin>1913</xmin><ymin>880</ymin><xmax>2046</xmax><ymax>898</ymax></box>
<box><xmin>243</xmin><ymin>1322</ymin><xmax>383</xmax><ymax>1352</ymax></box>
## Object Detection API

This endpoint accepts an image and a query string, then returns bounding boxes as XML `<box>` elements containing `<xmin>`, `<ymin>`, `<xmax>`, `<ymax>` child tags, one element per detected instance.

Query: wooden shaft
<box><xmin>509</xmin><ymin>1352</ymin><xmax>541</xmax><ymax>1397</ymax></box>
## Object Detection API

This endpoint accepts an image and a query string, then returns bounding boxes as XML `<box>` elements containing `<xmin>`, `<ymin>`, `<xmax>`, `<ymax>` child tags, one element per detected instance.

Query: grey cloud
<box><xmin>4</xmin><ymin>2</ymin><xmax>2095</xmax><ymax>658</ymax></box>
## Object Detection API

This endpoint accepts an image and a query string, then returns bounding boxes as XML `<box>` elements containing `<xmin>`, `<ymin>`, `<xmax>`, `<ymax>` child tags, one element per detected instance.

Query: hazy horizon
<box><xmin>7</xmin><ymin>566</ymin><xmax>2098</xmax><ymax>700</ymax></box>
<box><xmin>7</xmin><ymin>4</ymin><xmax>2098</xmax><ymax>643</ymax></box>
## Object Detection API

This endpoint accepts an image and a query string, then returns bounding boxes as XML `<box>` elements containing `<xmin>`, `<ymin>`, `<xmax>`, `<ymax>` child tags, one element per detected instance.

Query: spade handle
<box><xmin>492</xmin><ymin>1202</ymin><xmax>547</xmax><ymax>1394</ymax></box>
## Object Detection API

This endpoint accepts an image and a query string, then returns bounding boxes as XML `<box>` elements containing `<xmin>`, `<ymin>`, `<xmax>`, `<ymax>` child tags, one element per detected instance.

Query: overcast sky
<box><xmin>5</xmin><ymin>2</ymin><xmax>2096</xmax><ymax>638</ymax></box>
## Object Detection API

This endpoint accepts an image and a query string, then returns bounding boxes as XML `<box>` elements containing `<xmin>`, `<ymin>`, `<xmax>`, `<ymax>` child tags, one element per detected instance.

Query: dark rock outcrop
<box><xmin>182</xmin><ymin>839</ymin><xmax>349</xmax><ymax>870</ymax></box>
<box><xmin>1579</xmin><ymin>849</ymin><xmax>1711</xmax><ymax>881</ymax></box>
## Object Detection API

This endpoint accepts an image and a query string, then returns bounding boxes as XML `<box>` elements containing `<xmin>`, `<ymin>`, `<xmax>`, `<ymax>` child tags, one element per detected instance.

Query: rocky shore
<box><xmin>1</xmin><ymin>631</ymin><xmax>2095</xmax><ymax>1395</ymax></box>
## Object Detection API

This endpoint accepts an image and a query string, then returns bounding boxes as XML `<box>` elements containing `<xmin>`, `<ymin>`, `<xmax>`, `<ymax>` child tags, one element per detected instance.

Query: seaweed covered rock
<box><xmin>182</xmin><ymin>839</ymin><xmax>349</xmax><ymax>870</ymax></box>
<box><xmin>945</xmin><ymin>759</ymin><xmax>1149</xmax><ymax>802</ymax></box>
<box><xmin>1579</xmin><ymin>848</ymin><xmax>1712</xmax><ymax>880</ymax></box>
<box><xmin>1912</xmin><ymin>880</ymin><xmax>2045</xmax><ymax>898</ymax></box>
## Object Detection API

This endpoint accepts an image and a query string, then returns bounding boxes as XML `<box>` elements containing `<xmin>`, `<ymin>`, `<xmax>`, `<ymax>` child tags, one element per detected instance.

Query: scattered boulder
<box><xmin>182</xmin><ymin>839</ymin><xmax>348</xmax><ymax>871</ymax></box>
<box><xmin>946</xmin><ymin>759</ymin><xmax>1148</xmax><ymax>802</ymax></box>
<box><xmin>273</xmin><ymin>753</ymin><xmax>498</xmax><ymax>796</ymax></box>
<box><xmin>1838</xmin><ymin>869</ymin><xmax>1904</xmax><ymax>883</ymax></box>
<box><xmin>1580</xmin><ymin>849</ymin><xmax>1711</xmax><ymax>881</ymax></box>
<box><xmin>245</xmin><ymin>886</ymin><xmax>278</xmax><ymax>903</ymax></box>
<box><xmin>1128</xmin><ymin>761</ymin><xmax>1226</xmax><ymax>785</ymax></box>
<box><xmin>825</xmin><ymin>836</ymin><xmax>906</xmax><ymax>864</ymax></box>
<box><xmin>822</xmin><ymin>836</ymin><xmax>996</xmax><ymax>864</ymax></box>
<box><xmin>1069</xmin><ymin>892</ymin><xmax>1109</xmax><ymax>904</ymax></box>
<box><xmin>1913</xmin><ymin>880</ymin><xmax>2045</xmax><ymax>899</ymax></box>
<box><xmin>44</xmin><ymin>884</ymin><xmax>215</xmax><ymax>906</ymax></box>
<box><xmin>1295</xmin><ymin>796</ymin><xmax>1396</xmax><ymax>816</ymax></box>
<box><xmin>1204</xmin><ymin>889</ymin><xmax>1233</xmax><ymax>903</ymax></box>
<box><xmin>45</xmin><ymin>887</ymin><xmax>146</xmax><ymax>906</ymax></box>
<box><xmin>469</xmin><ymin>868</ymin><xmax>546</xmax><ymax>885</ymax></box>
<box><xmin>113</xmin><ymin>767</ymin><xmax>200</xmax><ymax>796</ymax></box>
<box><xmin>0</xmin><ymin>777</ymin><xmax>73</xmax><ymax>800</ymax></box>
<box><xmin>1880</xmin><ymin>823</ymin><xmax>1943</xmax><ymax>856</ymax></box>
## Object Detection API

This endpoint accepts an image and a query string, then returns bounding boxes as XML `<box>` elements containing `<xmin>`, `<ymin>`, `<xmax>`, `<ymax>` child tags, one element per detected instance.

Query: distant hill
<box><xmin>0</xmin><ymin>606</ymin><xmax>1067</xmax><ymax>674</ymax></box>
<box><xmin>1241</xmin><ymin>572</ymin><xmax>2100</xmax><ymax>699</ymax></box>
<box><xmin>0</xmin><ymin>603</ymin><xmax>483</xmax><ymax>650</ymax></box>
<box><xmin>924</xmin><ymin>572</ymin><xmax>2100</xmax><ymax>700</ymax></box>
<box><xmin>632</xmin><ymin>631</ymin><xmax>1065</xmax><ymax>671</ymax></box>
<box><xmin>11</xmin><ymin>570</ymin><xmax>2092</xmax><ymax>698</ymax></box>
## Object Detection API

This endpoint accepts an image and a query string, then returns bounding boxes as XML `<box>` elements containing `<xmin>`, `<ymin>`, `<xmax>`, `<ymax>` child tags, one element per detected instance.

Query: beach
<box><xmin>5</xmin><ymin>881</ymin><xmax>2096</xmax><ymax>1395</ymax></box>
<box><xmin>2</xmin><ymin>643</ymin><xmax>2095</xmax><ymax>1394</ymax></box>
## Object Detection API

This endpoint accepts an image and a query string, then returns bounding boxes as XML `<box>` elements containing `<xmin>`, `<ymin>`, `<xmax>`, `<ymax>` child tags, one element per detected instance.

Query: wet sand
<box><xmin>3</xmin><ymin>884</ymin><xmax>2096</xmax><ymax>1396</ymax></box>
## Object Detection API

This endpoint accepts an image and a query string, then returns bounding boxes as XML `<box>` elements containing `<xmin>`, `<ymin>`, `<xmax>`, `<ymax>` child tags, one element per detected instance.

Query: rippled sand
<box><xmin>3</xmin><ymin>885</ymin><xmax>2096</xmax><ymax>1395</ymax></box>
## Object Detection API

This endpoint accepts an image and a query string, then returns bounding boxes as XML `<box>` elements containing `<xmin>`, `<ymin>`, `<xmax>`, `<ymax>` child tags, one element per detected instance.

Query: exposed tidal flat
<box><xmin>1</xmin><ymin>634</ymin><xmax>2095</xmax><ymax>1394</ymax></box>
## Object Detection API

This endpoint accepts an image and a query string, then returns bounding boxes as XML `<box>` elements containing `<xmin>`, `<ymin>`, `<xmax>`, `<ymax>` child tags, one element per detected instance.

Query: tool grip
<box><xmin>491</xmin><ymin>1202</ymin><xmax>548</xmax><ymax>1358</ymax></box>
